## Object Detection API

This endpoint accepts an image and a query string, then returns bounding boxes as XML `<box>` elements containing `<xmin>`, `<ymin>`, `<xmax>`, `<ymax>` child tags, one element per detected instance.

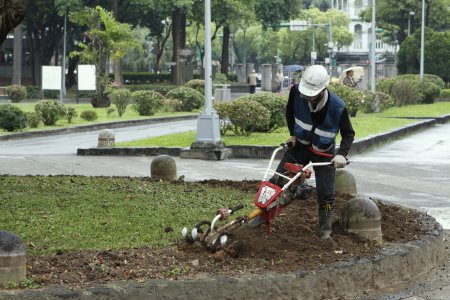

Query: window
<box><xmin>354</xmin><ymin>24</ymin><xmax>363</xmax><ymax>49</ymax></box>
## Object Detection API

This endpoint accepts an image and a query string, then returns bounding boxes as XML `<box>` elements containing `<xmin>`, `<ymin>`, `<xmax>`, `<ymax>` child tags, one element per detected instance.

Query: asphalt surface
<box><xmin>0</xmin><ymin>118</ymin><xmax>449</xmax><ymax>299</ymax></box>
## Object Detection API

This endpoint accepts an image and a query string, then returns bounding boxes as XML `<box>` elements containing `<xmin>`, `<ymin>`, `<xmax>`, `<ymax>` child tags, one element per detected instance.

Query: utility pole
<box><xmin>419</xmin><ymin>0</ymin><xmax>425</xmax><ymax>81</ymax></box>
<box><xmin>12</xmin><ymin>24</ymin><xmax>22</xmax><ymax>85</ymax></box>
<box><xmin>370</xmin><ymin>0</ymin><xmax>376</xmax><ymax>93</ymax></box>
<box><xmin>60</xmin><ymin>11</ymin><xmax>67</xmax><ymax>102</ymax></box>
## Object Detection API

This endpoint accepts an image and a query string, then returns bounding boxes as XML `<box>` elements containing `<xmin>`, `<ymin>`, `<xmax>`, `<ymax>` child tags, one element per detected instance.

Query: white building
<box><xmin>331</xmin><ymin>0</ymin><xmax>396</xmax><ymax>64</ymax></box>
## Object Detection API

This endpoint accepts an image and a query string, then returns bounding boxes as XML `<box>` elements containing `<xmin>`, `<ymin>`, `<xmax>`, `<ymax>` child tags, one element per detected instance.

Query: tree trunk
<box><xmin>111</xmin><ymin>0</ymin><xmax>123</xmax><ymax>85</ymax></box>
<box><xmin>12</xmin><ymin>24</ymin><xmax>22</xmax><ymax>85</ymax></box>
<box><xmin>221</xmin><ymin>25</ymin><xmax>230</xmax><ymax>75</ymax></box>
<box><xmin>0</xmin><ymin>0</ymin><xmax>29</xmax><ymax>46</ymax></box>
<box><xmin>171</xmin><ymin>8</ymin><xmax>186</xmax><ymax>83</ymax></box>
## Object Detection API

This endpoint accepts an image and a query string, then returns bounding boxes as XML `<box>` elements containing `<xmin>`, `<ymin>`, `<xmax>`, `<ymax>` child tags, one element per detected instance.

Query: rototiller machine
<box><xmin>181</xmin><ymin>143</ymin><xmax>333</xmax><ymax>252</ymax></box>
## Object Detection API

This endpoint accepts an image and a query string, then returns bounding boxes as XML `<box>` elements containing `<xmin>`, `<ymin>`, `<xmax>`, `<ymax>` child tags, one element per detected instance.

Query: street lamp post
<box><xmin>408</xmin><ymin>11</ymin><xmax>415</xmax><ymax>36</ymax></box>
<box><xmin>60</xmin><ymin>11</ymin><xmax>67</xmax><ymax>102</ymax></box>
<box><xmin>308</xmin><ymin>18</ymin><xmax>316</xmax><ymax>66</ymax></box>
<box><xmin>180</xmin><ymin>0</ymin><xmax>230</xmax><ymax>160</ymax></box>
<box><xmin>370</xmin><ymin>0</ymin><xmax>376</xmax><ymax>94</ymax></box>
<box><xmin>419</xmin><ymin>0</ymin><xmax>425</xmax><ymax>81</ymax></box>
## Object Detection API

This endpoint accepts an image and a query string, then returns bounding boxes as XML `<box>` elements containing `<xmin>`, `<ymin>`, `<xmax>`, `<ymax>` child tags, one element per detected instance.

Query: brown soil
<box><xmin>25</xmin><ymin>180</ymin><xmax>429</xmax><ymax>290</ymax></box>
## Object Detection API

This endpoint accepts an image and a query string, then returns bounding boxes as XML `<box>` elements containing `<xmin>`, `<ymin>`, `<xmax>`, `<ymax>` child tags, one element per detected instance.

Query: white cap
<box><xmin>298</xmin><ymin>65</ymin><xmax>330</xmax><ymax>97</ymax></box>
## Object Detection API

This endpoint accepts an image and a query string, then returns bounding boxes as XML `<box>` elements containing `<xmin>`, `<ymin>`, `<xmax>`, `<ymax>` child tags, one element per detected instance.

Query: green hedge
<box><xmin>110</xmin><ymin>72</ymin><xmax>171</xmax><ymax>84</ymax></box>
<box><xmin>123</xmin><ymin>84</ymin><xmax>178</xmax><ymax>96</ymax></box>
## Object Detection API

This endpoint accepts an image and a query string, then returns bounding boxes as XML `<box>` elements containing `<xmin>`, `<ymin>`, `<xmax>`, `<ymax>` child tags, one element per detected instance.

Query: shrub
<box><xmin>0</xmin><ymin>104</ymin><xmax>27</xmax><ymax>131</ymax></box>
<box><xmin>227</xmin><ymin>72</ymin><xmax>238</xmax><ymax>82</ymax></box>
<box><xmin>228</xmin><ymin>99</ymin><xmax>270</xmax><ymax>136</ymax></box>
<box><xmin>213</xmin><ymin>73</ymin><xmax>228</xmax><ymax>84</ymax></box>
<box><xmin>25</xmin><ymin>86</ymin><xmax>41</xmax><ymax>99</ymax></box>
<box><xmin>395</xmin><ymin>75</ymin><xmax>441</xmax><ymax>104</ymax></box>
<box><xmin>111</xmin><ymin>72</ymin><xmax>171</xmax><ymax>84</ymax></box>
<box><xmin>123</xmin><ymin>84</ymin><xmax>178</xmax><ymax>96</ymax></box>
<box><xmin>213</xmin><ymin>102</ymin><xmax>234</xmax><ymax>135</ymax></box>
<box><xmin>161</xmin><ymin>98</ymin><xmax>181</xmax><ymax>112</ymax></box>
<box><xmin>166</xmin><ymin>87</ymin><xmax>204</xmax><ymax>112</ymax></box>
<box><xmin>390</xmin><ymin>79</ymin><xmax>423</xmax><ymax>106</ymax></box>
<box><xmin>80</xmin><ymin>110</ymin><xmax>98</xmax><ymax>121</ymax></box>
<box><xmin>328</xmin><ymin>83</ymin><xmax>365</xmax><ymax>116</ymax></box>
<box><xmin>184</xmin><ymin>79</ymin><xmax>205</xmax><ymax>96</ymax></box>
<box><xmin>440</xmin><ymin>89</ymin><xmax>450</xmax><ymax>98</ymax></box>
<box><xmin>26</xmin><ymin>112</ymin><xmax>42</xmax><ymax>128</ymax></box>
<box><xmin>6</xmin><ymin>85</ymin><xmax>27</xmax><ymax>103</ymax></box>
<box><xmin>419</xmin><ymin>80</ymin><xmax>440</xmax><ymax>104</ymax></box>
<box><xmin>376</xmin><ymin>78</ymin><xmax>396</xmax><ymax>95</ymax></box>
<box><xmin>109</xmin><ymin>88</ymin><xmax>132</xmax><ymax>117</ymax></box>
<box><xmin>361</xmin><ymin>91</ymin><xmax>396</xmax><ymax>113</ymax></box>
<box><xmin>42</xmin><ymin>90</ymin><xmax>60</xmax><ymax>99</ymax></box>
<box><xmin>235</xmin><ymin>92</ymin><xmax>287</xmax><ymax>132</ymax></box>
<box><xmin>132</xmin><ymin>90</ymin><xmax>164</xmax><ymax>116</ymax></box>
<box><xmin>66</xmin><ymin>107</ymin><xmax>78</xmax><ymax>123</ymax></box>
<box><xmin>34</xmin><ymin>100</ymin><xmax>66</xmax><ymax>126</ymax></box>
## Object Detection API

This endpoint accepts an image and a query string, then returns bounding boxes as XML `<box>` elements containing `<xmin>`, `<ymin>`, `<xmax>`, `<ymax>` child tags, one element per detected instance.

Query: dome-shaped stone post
<box><xmin>335</xmin><ymin>169</ymin><xmax>357</xmax><ymax>197</ymax></box>
<box><xmin>151</xmin><ymin>155</ymin><xmax>177</xmax><ymax>180</ymax></box>
<box><xmin>0</xmin><ymin>230</ymin><xmax>26</xmax><ymax>288</ymax></box>
<box><xmin>341</xmin><ymin>197</ymin><xmax>382</xmax><ymax>243</ymax></box>
<box><xmin>97</xmin><ymin>129</ymin><xmax>115</xmax><ymax>147</ymax></box>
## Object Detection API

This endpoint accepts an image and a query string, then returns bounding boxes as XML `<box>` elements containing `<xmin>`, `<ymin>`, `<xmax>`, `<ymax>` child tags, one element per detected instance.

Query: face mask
<box><xmin>301</xmin><ymin>90</ymin><xmax>324</xmax><ymax>104</ymax></box>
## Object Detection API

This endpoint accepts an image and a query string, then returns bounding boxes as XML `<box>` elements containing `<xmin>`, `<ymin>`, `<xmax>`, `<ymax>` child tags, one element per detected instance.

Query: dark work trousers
<box><xmin>274</xmin><ymin>143</ymin><xmax>335</xmax><ymax>207</ymax></box>
<box><xmin>250</xmin><ymin>85</ymin><xmax>256</xmax><ymax>94</ymax></box>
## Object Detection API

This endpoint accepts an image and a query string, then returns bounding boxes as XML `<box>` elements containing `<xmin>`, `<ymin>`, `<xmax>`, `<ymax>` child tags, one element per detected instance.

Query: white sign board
<box><xmin>77</xmin><ymin>64</ymin><xmax>96</xmax><ymax>91</ymax></box>
<box><xmin>290</xmin><ymin>20</ymin><xmax>308</xmax><ymax>31</ymax></box>
<box><xmin>311</xmin><ymin>51</ymin><xmax>317</xmax><ymax>60</ymax></box>
<box><xmin>42</xmin><ymin>66</ymin><xmax>62</xmax><ymax>90</ymax></box>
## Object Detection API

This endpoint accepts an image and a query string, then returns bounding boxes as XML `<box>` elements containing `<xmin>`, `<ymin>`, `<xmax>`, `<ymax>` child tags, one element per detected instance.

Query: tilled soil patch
<box><xmin>25</xmin><ymin>180</ymin><xmax>430</xmax><ymax>290</ymax></box>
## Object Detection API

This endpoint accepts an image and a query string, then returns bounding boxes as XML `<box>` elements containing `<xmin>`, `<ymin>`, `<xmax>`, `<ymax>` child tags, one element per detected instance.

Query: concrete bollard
<box><xmin>341</xmin><ymin>197</ymin><xmax>383</xmax><ymax>243</ymax></box>
<box><xmin>97</xmin><ymin>129</ymin><xmax>115</xmax><ymax>147</ymax></box>
<box><xmin>335</xmin><ymin>169</ymin><xmax>357</xmax><ymax>197</ymax></box>
<box><xmin>151</xmin><ymin>155</ymin><xmax>177</xmax><ymax>180</ymax></box>
<box><xmin>0</xmin><ymin>230</ymin><xmax>26</xmax><ymax>288</ymax></box>
<box><xmin>261</xmin><ymin>64</ymin><xmax>272</xmax><ymax>91</ymax></box>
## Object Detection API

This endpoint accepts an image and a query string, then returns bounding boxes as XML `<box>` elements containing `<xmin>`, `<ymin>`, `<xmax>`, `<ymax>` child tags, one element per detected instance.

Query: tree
<box><xmin>69</xmin><ymin>6</ymin><xmax>140</xmax><ymax>107</ymax></box>
<box><xmin>360</xmin><ymin>0</ymin><xmax>449</xmax><ymax>46</ymax></box>
<box><xmin>24</xmin><ymin>0</ymin><xmax>65</xmax><ymax>85</ymax></box>
<box><xmin>190</xmin><ymin>0</ymin><xmax>256</xmax><ymax>75</ymax></box>
<box><xmin>397</xmin><ymin>28</ymin><xmax>450</xmax><ymax>84</ymax></box>
<box><xmin>0</xmin><ymin>0</ymin><xmax>29</xmax><ymax>46</ymax></box>
<box><xmin>254</xmin><ymin>0</ymin><xmax>302</xmax><ymax>30</ymax></box>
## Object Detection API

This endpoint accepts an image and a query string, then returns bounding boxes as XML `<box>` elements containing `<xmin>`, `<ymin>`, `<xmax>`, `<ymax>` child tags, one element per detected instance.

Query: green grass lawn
<box><xmin>373</xmin><ymin>102</ymin><xmax>450</xmax><ymax>117</ymax></box>
<box><xmin>117</xmin><ymin>116</ymin><xmax>418</xmax><ymax>147</ymax></box>
<box><xmin>0</xmin><ymin>175</ymin><xmax>254</xmax><ymax>254</ymax></box>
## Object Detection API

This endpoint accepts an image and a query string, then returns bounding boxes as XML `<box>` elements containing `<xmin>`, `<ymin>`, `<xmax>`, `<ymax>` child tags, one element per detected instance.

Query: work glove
<box><xmin>286</xmin><ymin>136</ymin><xmax>297</xmax><ymax>147</ymax></box>
<box><xmin>331</xmin><ymin>155</ymin><xmax>347</xmax><ymax>168</ymax></box>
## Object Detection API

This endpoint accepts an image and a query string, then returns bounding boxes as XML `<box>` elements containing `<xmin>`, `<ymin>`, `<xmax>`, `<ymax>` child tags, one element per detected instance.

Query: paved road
<box><xmin>0</xmin><ymin>119</ymin><xmax>197</xmax><ymax>155</ymax></box>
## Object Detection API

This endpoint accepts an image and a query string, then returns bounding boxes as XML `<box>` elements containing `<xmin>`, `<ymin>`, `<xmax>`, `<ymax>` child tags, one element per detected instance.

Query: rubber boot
<box><xmin>319</xmin><ymin>204</ymin><xmax>333</xmax><ymax>240</ymax></box>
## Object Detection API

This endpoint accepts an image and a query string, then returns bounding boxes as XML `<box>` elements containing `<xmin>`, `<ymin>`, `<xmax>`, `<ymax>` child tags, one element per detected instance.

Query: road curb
<box><xmin>0</xmin><ymin>209</ymin><xmax>444</xmax><ymax>300</ymax></box>
<box><xmin>77</xmin><ymin>116</ymin><xmax>449</xmax><ymax>158</ymax></box>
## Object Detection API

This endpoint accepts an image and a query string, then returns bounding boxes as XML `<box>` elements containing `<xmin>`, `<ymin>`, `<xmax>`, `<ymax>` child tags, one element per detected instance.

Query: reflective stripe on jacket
<box><xmin>293</xmin><ymin>90</ymin><xmax>345</xmax><ymax>152</ymax></box>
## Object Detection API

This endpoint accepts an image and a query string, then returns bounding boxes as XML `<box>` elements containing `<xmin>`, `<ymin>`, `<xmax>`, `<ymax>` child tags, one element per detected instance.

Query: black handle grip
<box><xmin>230</xmin><ymin>204</ymin><xmax>244</xmax><ymax>214</ymax></box>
